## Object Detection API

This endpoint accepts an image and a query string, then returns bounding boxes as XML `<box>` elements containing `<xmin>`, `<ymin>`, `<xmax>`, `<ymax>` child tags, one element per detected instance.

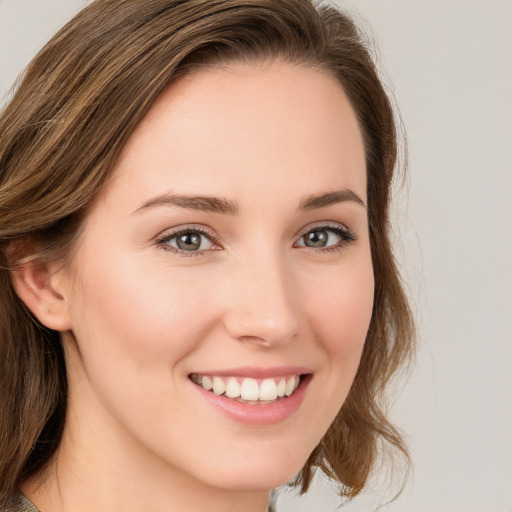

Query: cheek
<box><xmin>309</xmin><ymin>261</ymin><xmax>374</xmax><ymax>357</ymax></box>
<box><xmin>64</xmin><ymin>252</ymin><xmax>222</xmax><ymax>447</ymax></box>
<box><xmin>68</xmin><ymin>252</ymin><xmax>218</xmax><ymax>374</ymax></box>
<box><xmin>303</xmin><ymin>257</ymin><xmax>374</xmax><ymax>411</ymax></box>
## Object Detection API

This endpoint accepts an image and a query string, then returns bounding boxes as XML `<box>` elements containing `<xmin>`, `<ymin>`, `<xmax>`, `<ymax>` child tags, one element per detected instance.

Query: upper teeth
<box><xmin>191</xmin><ymin>374</ymin><xmax>300</xmax><ymax>401</ymax></box>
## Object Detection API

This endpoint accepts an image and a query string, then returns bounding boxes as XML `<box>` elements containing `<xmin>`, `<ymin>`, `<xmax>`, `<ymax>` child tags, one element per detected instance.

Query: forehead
<box><xmin>102</xmin><ymin>60</ymin><xmax>367</xmax><ymax>211</ymax></box>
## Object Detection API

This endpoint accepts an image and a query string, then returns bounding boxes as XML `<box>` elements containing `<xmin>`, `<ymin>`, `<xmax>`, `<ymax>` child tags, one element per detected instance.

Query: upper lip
<box><xmin>189</xmin><ymin>366</ymin><xmax>312</xmax><ymax>379</ymax></box>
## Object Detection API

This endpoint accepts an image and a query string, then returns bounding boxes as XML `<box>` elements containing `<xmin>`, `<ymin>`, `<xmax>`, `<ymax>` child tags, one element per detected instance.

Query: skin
<box><xmin>19</xmin><ymin>61</ymin><xmax>374</xmax><ymax>512</ymax></box>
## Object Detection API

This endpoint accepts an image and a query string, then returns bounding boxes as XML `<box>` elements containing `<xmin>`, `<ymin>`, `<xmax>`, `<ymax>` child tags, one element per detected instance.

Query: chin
<box><xmin>190</xmin><ymin>445</ymin><xmax>311</xmax><ymax>492</ymax></box>
<box><xmin>208</xmin><ymin>470</ymin><xmax>299</xmax><ymax>493</ymax></box>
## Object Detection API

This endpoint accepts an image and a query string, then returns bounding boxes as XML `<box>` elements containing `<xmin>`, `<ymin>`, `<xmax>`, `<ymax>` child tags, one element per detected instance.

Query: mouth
<box><xmin>188</xmin><ymin>373</ymin><xmax>303</xmax><ymax>404</ymax></box>
<box><xmin>189</xmin><ymin>369</ymin><xmax>312</xmax><ymax>425</ymax></box>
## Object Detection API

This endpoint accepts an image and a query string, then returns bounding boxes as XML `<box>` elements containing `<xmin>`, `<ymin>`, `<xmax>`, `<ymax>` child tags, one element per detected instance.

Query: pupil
<box><xmin>177</xmin><ymin>232</ymin><xmax>201</xmax><ymax>251</ymax></box>
<box><xmin>305</xmin><ymin>230</ymin><xmax>327</xmax><ymax>247</ymax></box>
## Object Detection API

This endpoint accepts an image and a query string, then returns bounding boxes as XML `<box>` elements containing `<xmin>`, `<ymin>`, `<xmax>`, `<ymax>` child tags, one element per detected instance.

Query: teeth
<box><xmin>225</xmin><ymin>377</ymin><xmax>241</xmax><ymax>398</ymax></box>
<box><xmin>212</xmin><ymin>376</ymin><xmax>226</xmax><ymax>395</ymax></box>
<box><xmin>240</xmin><ymin>378</ymin><xmax>259</xmax><ymax>401</ymax></box>
<box><xmin>284</xmin><ymin>376</ymin><xmax>296</xmax><ymax>397</ymax></box>
<box><xmin>259</xmin><ymin>378</ymin><xmax>278</xmax><ymax>401</ymax></box>
<box><xmin>192</xmin><ymin>373</ymin><xmax>302</xmax><ymax>402</ymax></box>
<box><xmin>276</xmin><ymin>378</ymin><xmax>286</xmax><ymax>397</ymax></box>
<box><xmin>201</xmin><ymin>375</ymin><xmax>213</xmax><ymax>391</ymax></box>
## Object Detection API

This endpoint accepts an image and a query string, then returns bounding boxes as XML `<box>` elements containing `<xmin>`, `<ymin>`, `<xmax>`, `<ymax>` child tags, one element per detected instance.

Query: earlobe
<box><xmin>10</xmin><ymin>258</ymin><xmax>73</xmax><ymax>332</ymax></box>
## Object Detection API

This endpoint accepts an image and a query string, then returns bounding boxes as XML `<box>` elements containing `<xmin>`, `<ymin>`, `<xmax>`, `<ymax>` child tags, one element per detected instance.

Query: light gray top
<box><xmin>2</xmin><ymin>493</ymin><xmax>39</xmax><ymax>512</ymax></box>
<box><xmin>3</xmin><ymin>492</ymin><xmax>277</xmax><ymax>511</ymax></box>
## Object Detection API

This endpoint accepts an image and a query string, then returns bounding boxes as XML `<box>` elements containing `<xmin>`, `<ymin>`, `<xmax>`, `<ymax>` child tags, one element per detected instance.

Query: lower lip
<box><xmin>191</xmin><ymin>375</ymin><xmax>312</xmax><ymax>426</ymax></box>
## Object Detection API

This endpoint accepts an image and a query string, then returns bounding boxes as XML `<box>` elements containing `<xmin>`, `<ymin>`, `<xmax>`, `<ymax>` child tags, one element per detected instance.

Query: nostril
<box><xmin>223</xmin><ymin>311</ymin><xmax>299</xmax><ymax>348</ymax></box>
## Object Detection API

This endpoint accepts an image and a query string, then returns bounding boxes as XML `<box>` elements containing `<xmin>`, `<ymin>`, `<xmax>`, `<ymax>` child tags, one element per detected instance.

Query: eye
<box><xmin>295</xmin><ymin>225</ymin><xmax>356</xmax><ymax>250</ymax></box>
<box><xmin>156</xmin><ymin>227</ymin><xmax>218</xmax><ymax>255</ymax></box>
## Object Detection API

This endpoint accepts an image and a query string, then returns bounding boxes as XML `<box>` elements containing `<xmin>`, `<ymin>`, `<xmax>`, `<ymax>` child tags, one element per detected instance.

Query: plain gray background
<box><xmin>1</xmin><ymin>1</ymin><xmax>510</xmax><ymax>511</ymax></box>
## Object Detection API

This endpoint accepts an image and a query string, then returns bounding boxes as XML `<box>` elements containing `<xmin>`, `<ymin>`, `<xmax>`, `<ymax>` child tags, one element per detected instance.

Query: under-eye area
<box><xmin>189</xmin><ymin>374</ymin><xmax>309</xmax><ymax>403</ymax></box>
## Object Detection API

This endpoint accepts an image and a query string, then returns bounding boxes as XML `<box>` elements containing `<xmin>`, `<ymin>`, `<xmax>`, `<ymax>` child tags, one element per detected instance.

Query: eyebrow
<box><xmin>133</xmin><ymin>193</ymin><xmax>239</xmax><ymax>215</ymax></box>
<box><xmin>299</xmin><ymin>189</ymin><xmax>366</xmax><ymax>210</ymax></box>
<box><xmin>132</xmin><ymin>188</ymin><xmax>365</xmax><ymax>216</ymax></box>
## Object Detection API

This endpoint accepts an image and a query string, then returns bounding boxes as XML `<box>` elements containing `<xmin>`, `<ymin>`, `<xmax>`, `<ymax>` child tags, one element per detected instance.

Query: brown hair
<box><xmin>0</xmin><ymin>0</ymin><xmax>414</xmax><ymax>506</ymax></box>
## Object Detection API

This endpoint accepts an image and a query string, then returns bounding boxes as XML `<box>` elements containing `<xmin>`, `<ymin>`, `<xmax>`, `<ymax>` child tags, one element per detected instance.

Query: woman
<box><xmin>0</xmin><ymin>1</ymin><xmax>414</xmax><ymax>511</ymax></box>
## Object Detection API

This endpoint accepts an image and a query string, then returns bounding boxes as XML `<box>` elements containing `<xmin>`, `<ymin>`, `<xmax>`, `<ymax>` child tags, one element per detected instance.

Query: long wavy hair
<box><xmin>0</xmin><ymin>0</ymin><xmax>414</xmax><ymax>506</ymax></box>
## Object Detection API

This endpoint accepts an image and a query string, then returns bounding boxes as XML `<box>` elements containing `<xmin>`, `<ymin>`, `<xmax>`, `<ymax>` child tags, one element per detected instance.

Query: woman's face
<box><xmin>58</xmin><ymin>61</ymin><xmax>374</xmax><ymax>491</ymax></box>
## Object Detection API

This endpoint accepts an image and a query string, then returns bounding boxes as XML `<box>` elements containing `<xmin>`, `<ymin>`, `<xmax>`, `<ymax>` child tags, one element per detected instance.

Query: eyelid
<box><xmin>154</xmin><ymin>224</ymin><xmax>221</xmax><ymax>256</ymax></box>
<box><xmin>295</xmin><ymin>221</ymin><xmax>356</xmax><ymax>240</ymax></box>
<box><xmin>293</xmin><ymin>222</ymin><xmax>358</xmax><ymax>250</ymax></box>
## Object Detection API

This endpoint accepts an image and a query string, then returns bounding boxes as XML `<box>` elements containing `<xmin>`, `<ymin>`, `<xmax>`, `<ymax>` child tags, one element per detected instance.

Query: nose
<box><xmin>221</xmin><ymin>249</ymin><xmax>299</xmax><ymax>347</ymax></box>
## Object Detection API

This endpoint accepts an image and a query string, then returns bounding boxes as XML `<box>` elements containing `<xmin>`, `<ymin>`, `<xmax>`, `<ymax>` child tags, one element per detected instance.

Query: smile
<box><xmin>189</xmin><ymin>373</ymin><xmax>301</xmax><ymax>403</ymax></box>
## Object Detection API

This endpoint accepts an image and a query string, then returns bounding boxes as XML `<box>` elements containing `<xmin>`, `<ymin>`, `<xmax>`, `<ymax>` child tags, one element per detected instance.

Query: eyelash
<box><xmin>155</xmin><ymin>225</ymin><xmax>219</xmax><ymax>258</ymax></box>
<box><xmin>294</xmin><ymin>223</ymin><xmax>357</xmax><ymax>253</ymax></box>
<box><xmin>155</xmin><ymin>223</ymin><xmax>357</xmax><ymax>257</ymax></box>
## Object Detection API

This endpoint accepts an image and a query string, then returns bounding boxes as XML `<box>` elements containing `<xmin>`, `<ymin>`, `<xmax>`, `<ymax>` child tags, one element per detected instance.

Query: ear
<box><xmin>10</xmin><ymin>257</ymin><xmax>73</xmax><ymax>332</ymax></box>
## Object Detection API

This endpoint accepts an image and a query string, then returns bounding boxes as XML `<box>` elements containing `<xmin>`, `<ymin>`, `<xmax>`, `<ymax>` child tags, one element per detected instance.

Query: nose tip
<box><xmin>222</xmin><ymin>264</ymin><xmax>299</xmax><ymax>347</ymax></box>
<box><xmin>224</xmin><ymin>310</ymin><xmax>298</xmax><ymax>347</ymax></box>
